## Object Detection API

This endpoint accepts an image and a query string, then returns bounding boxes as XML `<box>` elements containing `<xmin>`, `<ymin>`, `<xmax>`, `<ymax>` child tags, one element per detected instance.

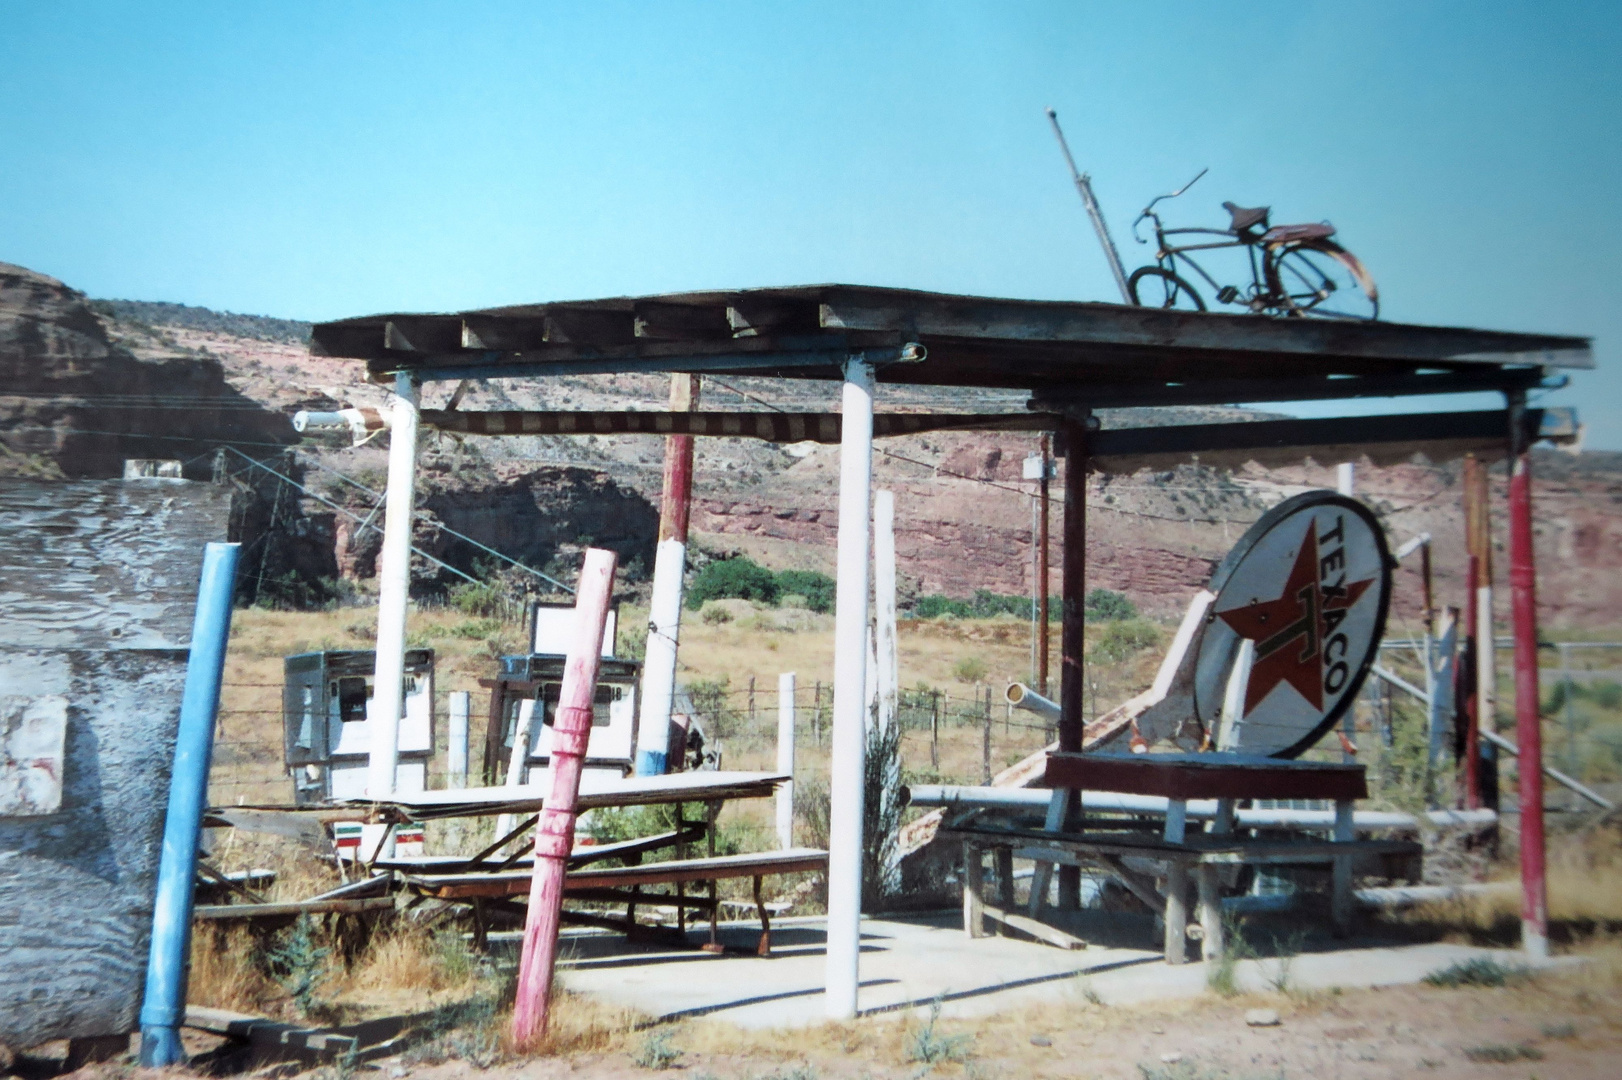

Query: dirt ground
<box><xmin>35</xmin><ymin>952</ymin><xmax>1617</xmax><ymax>1080</ymax></box>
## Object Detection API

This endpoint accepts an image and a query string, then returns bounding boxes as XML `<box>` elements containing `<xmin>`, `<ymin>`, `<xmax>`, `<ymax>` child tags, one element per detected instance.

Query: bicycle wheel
<box><xmin>1263</xmin><ymin>239</ymin><xmax>1379</xmax><ymax>319</ymax></box>
<box><xmin>1128</xmin><ymin>266</ymin><xmax>1206</xmax><ymax>311</ymax></box>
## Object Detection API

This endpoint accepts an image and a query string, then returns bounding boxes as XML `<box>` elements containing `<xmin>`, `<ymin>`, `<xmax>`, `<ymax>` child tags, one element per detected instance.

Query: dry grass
<box><xmin>510</xmin><ymin>989</ymin><xmax>646</xmax><ymax>1057</ymax></box>
<box><xmin>1390</xmin><ymin>824</ymin><xmax>1622</xmax><ymax>943</ymax></box>
<box><xmin>188</xmin><ymin>924</ymin><xmax>283</xmax><ymax>1015</ymax></box>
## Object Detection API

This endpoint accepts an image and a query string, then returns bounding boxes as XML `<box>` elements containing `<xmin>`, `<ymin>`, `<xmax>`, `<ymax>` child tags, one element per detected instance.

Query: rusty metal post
<box><xmin>511</xmin><ymin>548</ymin><xmax>618</xmax><ymax>1045</ymax></box>
<box><xmin>1464</xmin><ymin>453</ymin><xmax>1500</xmax><ymax>809</ymax></box>
<box><xmin>1058</xmin><ymin>418</ymin><xmax>1090</xmax><ymax>909</ymax></box>
<box><xmin>1038</xmin><ymin>434</ymin><xmax>1052</xmax><ymax>697</ymax></box>
<box><xmin>1506</xmin><ymin>395</ymin><xmax>1547</xmax><ymax>958</ymax></box>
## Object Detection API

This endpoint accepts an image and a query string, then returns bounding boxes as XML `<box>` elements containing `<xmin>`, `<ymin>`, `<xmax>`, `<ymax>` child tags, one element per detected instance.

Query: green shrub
<box><xmin>1464</xmin><ymin>1043</ymin><xmax>1543</xmax><ymax>1063</ymax></box>
<box><xmin>1085</xmin><ymin>588</ymin><xmax>1136</xmax><ymax>621</ymax></box>
<box><xmin>450</xmin><ymin>617</ymin><xmax>504</xmax><ymax>639</ymax></box>
<box><xmin>686</xmin><ymin>556</ymin><xmax>778</xmax><ymax>609</ymax></box>
<box><xmin>1090</xmin><ymin>618</ymin><xmax>1162</xmax><ymax>664</ymax></box>
<box><xmin>906</xmin><ymin>998</ymin><xmax>972</xmax><ymax>1064</ymax></box>
<box><xmin>774</xmin><ymin>569</ymin><xmax>835</xmax><ymax>613</ymax></box>
<box><xmin>952</xmin><ymin>657</ymin><xmax>989</xmax><ymax>683</ymax></box>
<box><xmin>1423</xmin><ymin>956</ymin><xmax>1531</xmax><ymax>988</ymax></box>
<box><xmin>913</xmin><ymin>589</ymin><xmax>1032</xmax><ymax>620</ymax></box>
<box><xmin>265</xmin><ymin>914</ymin><xmax>331</xmax><ymax>1016</ymax></box>
<box><xmin>631</xmin><ymin>1030</ymin><xmax>681</xmax><ymax>1069</ymax></box>
<box><xmin>447</xmin><ymin>578</ymin><xmax>504</xmax><ymax>617</ymax></box>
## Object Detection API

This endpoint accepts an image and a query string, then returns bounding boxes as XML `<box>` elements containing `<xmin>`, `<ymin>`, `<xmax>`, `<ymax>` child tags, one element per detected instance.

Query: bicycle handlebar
<box><xmin>1135</xmin><ymin>167</ymin><xmax>1210</xmax><ymax>242</ymax></box>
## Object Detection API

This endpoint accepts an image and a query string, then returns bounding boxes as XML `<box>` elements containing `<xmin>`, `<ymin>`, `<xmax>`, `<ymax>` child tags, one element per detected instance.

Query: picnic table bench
<box><xmin>405</xmin><ymin>847</ymin><xmax>828</xmax><ymax>955</ymax></box>
<box><xmin>949</xmin><ymin>753</ymin><xmax>1422</xmax><ymax>963</ymax></box>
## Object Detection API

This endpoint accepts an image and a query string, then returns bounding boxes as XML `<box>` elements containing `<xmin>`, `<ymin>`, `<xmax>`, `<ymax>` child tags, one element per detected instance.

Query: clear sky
<box><xmin>3</xmin><ymin>2</ymin><xmax>1617</xmax><ymax>445</ymax></box>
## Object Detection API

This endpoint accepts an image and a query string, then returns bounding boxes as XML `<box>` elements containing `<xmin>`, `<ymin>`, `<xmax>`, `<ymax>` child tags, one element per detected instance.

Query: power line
<box><xmin>221</xmin><ymin>447</ymin><xmax>480</xmax><ymax>586</ymax></box>
<box><xmin>297</xmin><ymin>455</ymin><xmax>575</xmax><ymax>594</ymax></box>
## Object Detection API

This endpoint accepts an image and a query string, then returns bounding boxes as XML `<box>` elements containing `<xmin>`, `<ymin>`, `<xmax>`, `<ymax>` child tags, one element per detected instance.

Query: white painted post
<box><xmin>366</xmin><ymin>372</ymin><xmax>420</xmax><ymax>799</ymax></box>
<box><xmin>634</xmin><ymin>376</ymin><xmax>698</xmax><ymax>776</ymax></box>
<box><xmin>635</xmin><ymin>540</ymin><xmax>687</xmax><ymax>774</ymax></box>
<box><xmin>448</xmin><ymin>690</ymin><xmax>470</xmax><ymax>790</ymax></box>
<box><xmin>1336</xmin><ymin>462</ymin><xmax>1355</xmax><ymax>497</ymax></box>
<box><xmin>825</xmin><ymin>358</ymin><xmax>874</xmax><ymax>1021</ymax></box>
<box><xmin>776</xmin><ymin>672</ymin><xmax>796</xmax><ymax>850</ymax></box>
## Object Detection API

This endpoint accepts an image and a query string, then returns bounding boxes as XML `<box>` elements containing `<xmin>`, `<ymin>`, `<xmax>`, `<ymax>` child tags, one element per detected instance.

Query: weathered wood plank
<box><xmin>193</xmin><ymin>897</ymin><xmax>395</xmax><ymax>921</ymax></box>
<box><xmin>0</xmin><ymin>480</ymin><xmax>232</xmax><ymax>650</ymax></box>
<box><xmin>978</xmin><ymin>901</ymin><xmax>1087</xmax><ymax>950</ymax></box>
<box><xmin>0</xmin><ymin>479</ymin><xmax>228</xmax><ymax>1048</ymax></box>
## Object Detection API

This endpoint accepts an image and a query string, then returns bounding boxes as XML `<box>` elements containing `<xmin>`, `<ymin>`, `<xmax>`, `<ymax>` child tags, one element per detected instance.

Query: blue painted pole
<box><xmin>139</xmin><ymin>542</ymin><xmax>240</xmax><ymax>1067</ymax></box>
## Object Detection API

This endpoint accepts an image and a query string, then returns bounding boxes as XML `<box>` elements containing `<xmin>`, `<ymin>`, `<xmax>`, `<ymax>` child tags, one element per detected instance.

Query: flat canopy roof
<box><xmin>311</xmin><ymin>284</ymin><xmax>1591</xmax><ymax>408</ymax></box>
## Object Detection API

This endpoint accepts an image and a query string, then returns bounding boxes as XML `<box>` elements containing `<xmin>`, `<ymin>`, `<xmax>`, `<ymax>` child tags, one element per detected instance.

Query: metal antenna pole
<box><xmin>1046</xmin><ymin>107</ymin><xmax>1132</xmax><ymax>303</ymax></box>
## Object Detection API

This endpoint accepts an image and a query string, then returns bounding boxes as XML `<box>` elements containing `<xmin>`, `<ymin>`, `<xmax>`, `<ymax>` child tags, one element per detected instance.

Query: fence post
<box><xmin>448</xmin><ymin>690</ymin><xmax>470</xmax><ymax>790</ymax></box>
<box><xmin>981</xmin><ymin>686</ymin><xmax>992</xmax><ymax>784</ymax></box>
<box><xmin>776</xmin><ymin>672</ymin><xmax>796</xmax><ymax>850</ymax></box>
<box><xmin>749</xmin><ymin>675</ymin><xmax>757</xmax><ymax>727</ymax></box>
<box><xmin>930</xmin><ymin>690</ymin><xmax>940</xmax><ymax>770</ymax></box>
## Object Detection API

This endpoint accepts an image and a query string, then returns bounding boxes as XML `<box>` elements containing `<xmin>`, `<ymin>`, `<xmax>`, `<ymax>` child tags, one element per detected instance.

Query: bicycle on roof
<box><xmin>1126</xmin><ymin>168</ymin><xmax>1379</xmax><ymax>320</ymax></box>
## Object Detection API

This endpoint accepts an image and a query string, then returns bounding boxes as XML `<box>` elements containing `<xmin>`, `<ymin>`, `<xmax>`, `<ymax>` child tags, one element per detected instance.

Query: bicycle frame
<box><xmin>1138</xmin><ymin>210</ymin><xmax>1269</xmax><ymax>309</ymax></box>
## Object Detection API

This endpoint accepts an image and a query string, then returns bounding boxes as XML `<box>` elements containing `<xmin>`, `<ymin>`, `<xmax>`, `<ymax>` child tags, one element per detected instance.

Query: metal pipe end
<box><xmin>897</xmin><ymin>342</ymin><xmax>927</xmax><ymax>363</ymax></box>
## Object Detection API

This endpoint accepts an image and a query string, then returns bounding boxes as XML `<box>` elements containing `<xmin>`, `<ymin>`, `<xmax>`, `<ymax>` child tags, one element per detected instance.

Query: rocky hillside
<box><xmin>3</xmin><ymin>261</ymin><xmax>1617</xmax><ymax>629</ymax></box>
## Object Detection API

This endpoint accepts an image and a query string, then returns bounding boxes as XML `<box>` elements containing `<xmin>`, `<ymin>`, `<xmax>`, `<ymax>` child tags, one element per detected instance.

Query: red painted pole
<box><xmin>659</xmin><ymin>374</ymin><xmax>699</xmax><ymax>545</ymax></box>
<box><xmin>512</xmin><ymin>547</ymin><xmax>619</xmax><ymax>1045</ymax></box>
<box><xmin>1506</xmin><ymin>401</ymin><xmax>1547</xmax><ymax>958</ymax></box>
<box><xmin>1462</xmin><ymin>554</ymin><xmax>1481</xmax><ymax>810</ymax></box>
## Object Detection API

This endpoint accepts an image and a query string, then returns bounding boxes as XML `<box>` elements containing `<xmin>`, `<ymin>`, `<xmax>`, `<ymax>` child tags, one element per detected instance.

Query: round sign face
<box><xmin>1192</xmin><ymin>491</ymin><xmax>1392</xmax><ymax>758</ymax></box>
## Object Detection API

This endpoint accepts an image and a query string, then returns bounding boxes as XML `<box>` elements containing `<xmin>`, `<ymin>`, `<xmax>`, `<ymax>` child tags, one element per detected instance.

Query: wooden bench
<box><xmin>405</xmin><ymin>847</ymin><xmax>828</xmax><ymax>955</ymax></box>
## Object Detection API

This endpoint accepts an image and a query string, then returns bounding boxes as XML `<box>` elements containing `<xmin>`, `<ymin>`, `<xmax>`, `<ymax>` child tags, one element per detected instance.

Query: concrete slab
<box><xmin>539</xmin><ymin>910</ymin><xmax>1579</xmax><ymax>1029</ymax></box>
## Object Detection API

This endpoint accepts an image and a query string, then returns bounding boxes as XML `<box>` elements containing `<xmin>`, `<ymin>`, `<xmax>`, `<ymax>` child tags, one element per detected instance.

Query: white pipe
<box><xmin>903</xmin><ymin>784</ymin><xmax>1499</xmax><ymax>833</ymax></box>
<box><xmin>777</xmin><ymin>672</ymin><xmax>796</xmax><ymax>850</ymax></box>
<box><xmin>1373</xmin><ymin>664</ymin><xmax>1430</xmax><ymax>704</ymax></box>
<box><xmin>634</xmin><ymin>538</ymin><xmax>687</xmax><ymax>775</ymax></box>
<box><xmin>1006</xmin><ymin>682</ymin><xmax>1060</xmax><ymax>723</ymax></box>
<box><xmin>448</xmin><ymin>691</ymin><xmax>470</xmax><ymax>790</ymax></box>
<box><xmin>1479</xmin><ymin>728</ymin><xmax>1614</xmax><ymax>810</ymax></box>
<box><xmin>293</xmin><ymin>407</ymin><xmax>389</xmax><ymax>444</ymax></box>
<box><xmin>1336</xmin><ymin>462</ymin><xmax>1355</xmax><ymax>497</ymax></box>
<box><xmin>825</xmin><ymin>358</ymin><xmax>874</xmax><ymax>1021</ymax></box>
<box><xmin>366</xmin><ymin>373</ymin><xmax>420</xmax><ymax>799</ymax></box>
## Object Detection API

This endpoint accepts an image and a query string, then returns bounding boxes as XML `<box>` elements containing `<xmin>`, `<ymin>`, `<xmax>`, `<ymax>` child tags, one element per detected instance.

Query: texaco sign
<box><xmin>1193</xmin><ymin>491</ymin><xmax>1393</xmax><ymax>758</ymax></box>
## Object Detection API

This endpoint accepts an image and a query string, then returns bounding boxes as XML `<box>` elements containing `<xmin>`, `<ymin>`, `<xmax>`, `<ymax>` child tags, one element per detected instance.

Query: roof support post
<box><xmin>367</xmin><ymin>371</ymin><xmax>420</xmax><ymax>799</ymax></box>
<box><xmin>1057</xmin><ymin>416</ymin><xmax>1091</xmax><ymax>909</ymax></box>
<box><xmin>1506</xmin><ymin>390</ymin><xmax>1548</xmax><ymax>959</ymax></box>
<box><xmin>825</xmin><ymin>358</ymin><xmax>874</xmax><ymax>1021</ymax></box>
<box><xmin>635</xmin><ymin>375</ymin><xmax>700</xmax><ymax>776</ymax></box>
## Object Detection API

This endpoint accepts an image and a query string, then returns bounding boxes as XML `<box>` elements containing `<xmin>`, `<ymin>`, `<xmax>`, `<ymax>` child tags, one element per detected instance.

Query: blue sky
<box><xmin>3</xmin><ymin>2</ymin><xmax>1617</xmax><ymax>445</ymax></box>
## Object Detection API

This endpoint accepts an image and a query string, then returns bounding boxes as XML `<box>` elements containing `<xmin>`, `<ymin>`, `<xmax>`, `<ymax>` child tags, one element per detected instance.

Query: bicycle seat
<box><xmin>1261</xmin><ymin>221</ymin><xmax>1337</xmax><ymax>243</ymax></box>
<box><xmin>1222</xmin><ymin>201</ymin><xmax>1270</xmax><ymax>232</ymax></box>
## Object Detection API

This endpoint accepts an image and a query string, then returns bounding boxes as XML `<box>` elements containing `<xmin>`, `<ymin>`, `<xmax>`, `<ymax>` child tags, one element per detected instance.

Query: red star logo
<box><xmin>1216</xmin><ymin>519</ymin><xmax>1375</xmax><ymax>716</ymax></box>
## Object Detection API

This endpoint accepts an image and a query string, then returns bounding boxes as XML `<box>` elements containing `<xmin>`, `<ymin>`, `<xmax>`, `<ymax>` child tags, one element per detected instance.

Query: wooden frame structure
<box><xmin>310</xmin><ymin>283</ymin><xmax>1592</xmax><ymax>1010</ymax></box>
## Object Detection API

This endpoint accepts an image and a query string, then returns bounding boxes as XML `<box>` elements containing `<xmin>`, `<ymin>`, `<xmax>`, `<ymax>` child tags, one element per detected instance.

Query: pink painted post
<box><xmin>511</xmin><ymin>547</ymin><xmax>619</xmax><ymax>1046</ymax></box>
